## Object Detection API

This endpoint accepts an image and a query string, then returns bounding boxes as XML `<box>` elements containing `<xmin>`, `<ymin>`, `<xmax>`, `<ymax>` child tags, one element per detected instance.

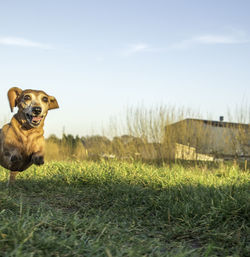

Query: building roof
<box><xmin>170</xmin><ymin>118</ymin><xmax>249</xmax><ymax>129</ymax></box>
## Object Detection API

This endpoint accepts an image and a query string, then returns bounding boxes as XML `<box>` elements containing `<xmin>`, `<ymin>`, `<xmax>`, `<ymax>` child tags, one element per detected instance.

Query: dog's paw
<box><xmin>10</xmin><ymin>155</ymin><xmax>22</xmax><ymax>163</ymax></box>
<box><xmin>32</xmin><ymin>155</ymin><xmax>44</xmax><ymax>166</ymax></box>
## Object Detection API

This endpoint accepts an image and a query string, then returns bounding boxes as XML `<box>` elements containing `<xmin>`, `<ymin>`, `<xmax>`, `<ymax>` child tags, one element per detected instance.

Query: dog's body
<box><xmin>0</xmin><ymin>87</ymin><xmax>59</xmax><ymax>183</ymax></box>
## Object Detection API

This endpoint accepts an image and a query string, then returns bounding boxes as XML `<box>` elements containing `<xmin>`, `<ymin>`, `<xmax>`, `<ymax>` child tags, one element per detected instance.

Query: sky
<box><xmin>0</xmin><ymin>0</ymin><xmax>249</xmax><ymax>137</ymax></box>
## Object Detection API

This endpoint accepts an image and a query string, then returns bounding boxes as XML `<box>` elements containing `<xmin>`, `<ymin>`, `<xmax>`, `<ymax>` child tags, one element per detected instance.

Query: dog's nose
<box><xmin>32</xmin><ymin>107</ymin><xmax>42</xmax><ymax>115</ymax></box>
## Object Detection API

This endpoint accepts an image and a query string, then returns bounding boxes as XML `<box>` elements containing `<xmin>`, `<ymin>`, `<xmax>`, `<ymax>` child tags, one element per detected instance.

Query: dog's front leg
<box><xmin>8</xmin><ymin>171</ymin><xmax>19</xmax><ymax>185</ymax></box>
<box><xmin>32</xmin><ymin>153</ymin><xmax>44</xmax><ymax>166</ymax></box>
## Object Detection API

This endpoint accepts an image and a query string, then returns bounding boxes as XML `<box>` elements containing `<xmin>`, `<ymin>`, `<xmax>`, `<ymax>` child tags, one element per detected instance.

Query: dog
<box><xmin>0</xmin><ymin>87</ymin><xmax>59</xmax><ymax>184</ymax></box>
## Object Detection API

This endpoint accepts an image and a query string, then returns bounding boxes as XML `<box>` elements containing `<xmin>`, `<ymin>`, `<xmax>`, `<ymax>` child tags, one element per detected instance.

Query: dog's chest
<box><xmin>0</xmin><ymin>126</ymin><xmax>44</xmax><ymax>171</ymax></box>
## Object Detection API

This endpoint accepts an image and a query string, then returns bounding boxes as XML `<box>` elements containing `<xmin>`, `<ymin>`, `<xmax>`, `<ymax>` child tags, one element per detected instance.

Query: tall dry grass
<box><xmin>45</xmin><ymin>134</ymin><xmax>87</xmax><ymax>161</ymax></box>
<box><xmin>45</xmin><ymin>104</ymin><xmax>250</xmax><ymax>164</ymax></box>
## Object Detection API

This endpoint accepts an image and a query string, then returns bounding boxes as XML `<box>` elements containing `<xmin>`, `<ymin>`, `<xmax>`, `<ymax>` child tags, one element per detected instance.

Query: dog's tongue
<box><xmin>32</xmin><ymin>116</ymin><xmax>42</xmax><ymax>122</ymax></box>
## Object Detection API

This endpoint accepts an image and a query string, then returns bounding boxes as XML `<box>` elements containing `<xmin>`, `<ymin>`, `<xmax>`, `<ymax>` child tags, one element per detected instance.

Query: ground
<box><xmin>0</xmin><ymin>160</ymin><xmax>249</xmax><ymax>256</ymax></box>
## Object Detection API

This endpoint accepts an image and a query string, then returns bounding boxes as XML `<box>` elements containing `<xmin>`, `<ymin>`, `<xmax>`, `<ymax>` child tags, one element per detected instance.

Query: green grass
<box><xmin>0</xmin><ymin>160</ymin><xmax>249</xmax><ymax>256</ymax></box>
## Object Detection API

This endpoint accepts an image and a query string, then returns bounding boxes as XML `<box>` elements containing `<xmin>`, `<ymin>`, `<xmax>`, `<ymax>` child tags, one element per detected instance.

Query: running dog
<box><xmin>0</xmin><ymin>87</ymin><xmax>59</xmax><ymax>184</ymax></box>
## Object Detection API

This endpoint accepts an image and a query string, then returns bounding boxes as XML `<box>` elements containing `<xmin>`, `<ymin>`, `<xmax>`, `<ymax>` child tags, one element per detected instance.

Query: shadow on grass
<box><xmin>0</xmin><ymin>171</ymin><xmax>249</xmax><ymax>256</ymax></box>
<box><xmin>0</xmin><ymin>173</ymin><xmax>249</xmax><ymax>220</ymax></box>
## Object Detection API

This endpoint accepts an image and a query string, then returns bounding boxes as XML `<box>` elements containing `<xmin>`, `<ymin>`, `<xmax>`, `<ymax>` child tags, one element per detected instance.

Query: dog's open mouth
<box><xmin>25</xmin><ymin>114</ymin><xmax>43</xmax><ymax>126</ymax></box>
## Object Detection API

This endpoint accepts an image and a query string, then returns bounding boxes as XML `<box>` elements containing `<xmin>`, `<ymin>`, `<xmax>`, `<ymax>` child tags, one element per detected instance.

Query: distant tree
<box><xmin>81</xmin><ymin>135</ymin><xmax>112</xmax><ymax>159</ymax></box>
<box><xmin>47</xmin><ymin>134</ymin><xmax>60</xmax><ymax>144</ymax></box>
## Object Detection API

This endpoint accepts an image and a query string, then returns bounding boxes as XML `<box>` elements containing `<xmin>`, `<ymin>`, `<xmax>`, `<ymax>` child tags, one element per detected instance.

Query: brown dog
<box><xmin>0</xmin><ymin>87</ymin><xmax>59</xmax><ymax>184</ymax></box>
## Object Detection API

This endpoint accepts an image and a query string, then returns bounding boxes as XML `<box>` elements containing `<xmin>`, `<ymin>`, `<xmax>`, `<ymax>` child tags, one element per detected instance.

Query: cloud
<box><xmin>172</xmin><ymin>33</ymin><xmax>250</xmax><ymax>49</ymax></box>
<box><xmin>123</xmin><ymin>31</ymin><xmax>250</xmax><ymax>56</ymax></box>
<box><xmin>122</xmin><ymin>43</ymin><xmax>151</xmax><ymax>56</ymax></box>
<box><xmin>129</xmin><ymin>43</ymin><xmax>149</xmax><ymax>53</ymax></box>
<box><xmin>122</xmin><ymin>43</ymin><xmax>166</xmax><ymax>56</ymax></box>
<box><xmin>0</xmin><ymin>37</ymin><xmax>52</xmax><ymax>49</ymax></box>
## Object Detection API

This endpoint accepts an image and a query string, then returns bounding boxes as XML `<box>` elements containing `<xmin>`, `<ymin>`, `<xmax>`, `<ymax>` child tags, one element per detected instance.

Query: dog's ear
<box><xmin>48</xmin><ymin>96</ymin><xmax>59</xmax><ymax>110</ymax></box>
<box><xmin>7</xmin><ymin>87</ymin><xmax>23</xmax><ymax>112</ymax></box>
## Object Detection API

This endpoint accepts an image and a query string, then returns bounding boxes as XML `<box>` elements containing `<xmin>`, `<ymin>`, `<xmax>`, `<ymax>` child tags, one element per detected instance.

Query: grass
<box><xmin>0</xmin><ymin>160</ymin><xmax>249</xmax><ymax>256</ymax></box>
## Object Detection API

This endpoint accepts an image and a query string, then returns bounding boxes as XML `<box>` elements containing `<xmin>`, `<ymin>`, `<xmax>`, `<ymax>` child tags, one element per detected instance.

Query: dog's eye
<box><xmin>24</xmin><ymin>95</ymin><xmax>31</xmax><ymax>101</ymax></box>
<box><xmin>42</xmin><ymin>97</ymin><xmax>48</xmax><ymax>103</ymax></box>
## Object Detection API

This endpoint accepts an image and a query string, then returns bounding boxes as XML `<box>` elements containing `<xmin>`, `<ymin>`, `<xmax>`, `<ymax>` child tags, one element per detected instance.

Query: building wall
<box><xmin>167</xmin><ymin>119</ymin><xmax>250</xmax><ymax>159</ymax></box>
<box><xmin>203</xmin><ymin>124</ymin><xmax>249</xmax><ymax>156</ymax></box>
<box><xmin>175</xmin><ymin>143</ymin><xmax>213</xmax><ymax>161</ymax></box>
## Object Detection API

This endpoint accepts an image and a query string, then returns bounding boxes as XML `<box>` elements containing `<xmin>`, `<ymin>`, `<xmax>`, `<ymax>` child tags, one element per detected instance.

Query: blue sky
<box><xmin>0</xmin><ymin>0</ymin><xmax>249</xmax><ymax>137</ymax></box>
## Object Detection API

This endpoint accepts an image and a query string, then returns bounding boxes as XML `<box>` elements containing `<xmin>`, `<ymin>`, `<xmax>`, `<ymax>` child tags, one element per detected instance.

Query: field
<box><xmin>0</xmin><ymin>161</ymin><xmax>249</xmax><ymax>257</ymax></box>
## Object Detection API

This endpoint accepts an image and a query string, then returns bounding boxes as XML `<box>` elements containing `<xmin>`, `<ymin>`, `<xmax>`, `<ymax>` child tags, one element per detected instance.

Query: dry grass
<box><xmin>45</xmin><ymin>104</ymin><xmax>250</xmax><ymax>164</ymax></box>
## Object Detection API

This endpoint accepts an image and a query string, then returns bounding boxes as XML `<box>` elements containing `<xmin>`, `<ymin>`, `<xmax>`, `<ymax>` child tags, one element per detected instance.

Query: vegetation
<box><xmin>45</xmin><ymin>104</ymin><xmax>250</xmax><ymax>164</ymax></box>
<box><xmin>0</xmin><ymin>161</ymin><xmax>249</xmax><ymax>256</ymax></box>
<box><xmin>0</xmin><ymin>104</ymin><xmax>249</xmax><ymax>256</ymax></box>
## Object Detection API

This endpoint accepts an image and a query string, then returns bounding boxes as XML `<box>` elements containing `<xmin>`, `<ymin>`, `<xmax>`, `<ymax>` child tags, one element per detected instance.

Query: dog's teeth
<box><xmin>32</xmin><ymin>117</ymin><xmax>42</xmax><ymax>122</ymax></box>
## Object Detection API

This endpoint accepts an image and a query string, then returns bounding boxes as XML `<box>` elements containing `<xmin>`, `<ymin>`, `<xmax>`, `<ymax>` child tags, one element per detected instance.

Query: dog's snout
<box><xmin>32</xmin><ymin>106</ymin><xmax>42</xmax><ymax>115</ymax></box>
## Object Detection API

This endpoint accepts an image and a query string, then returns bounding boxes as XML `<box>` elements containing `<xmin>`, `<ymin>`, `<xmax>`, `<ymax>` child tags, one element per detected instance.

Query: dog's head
<box><xmin>8</xmin><ymin>87</ymin><xmax>59</xmax><ymax>127</ymax></box>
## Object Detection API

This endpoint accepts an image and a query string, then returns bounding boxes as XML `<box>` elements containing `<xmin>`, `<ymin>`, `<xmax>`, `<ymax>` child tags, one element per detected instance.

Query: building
<box><xmin>165</xmin><ymin>118</ymin><xmax>250</xmax><ymax>161</ymax></box>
